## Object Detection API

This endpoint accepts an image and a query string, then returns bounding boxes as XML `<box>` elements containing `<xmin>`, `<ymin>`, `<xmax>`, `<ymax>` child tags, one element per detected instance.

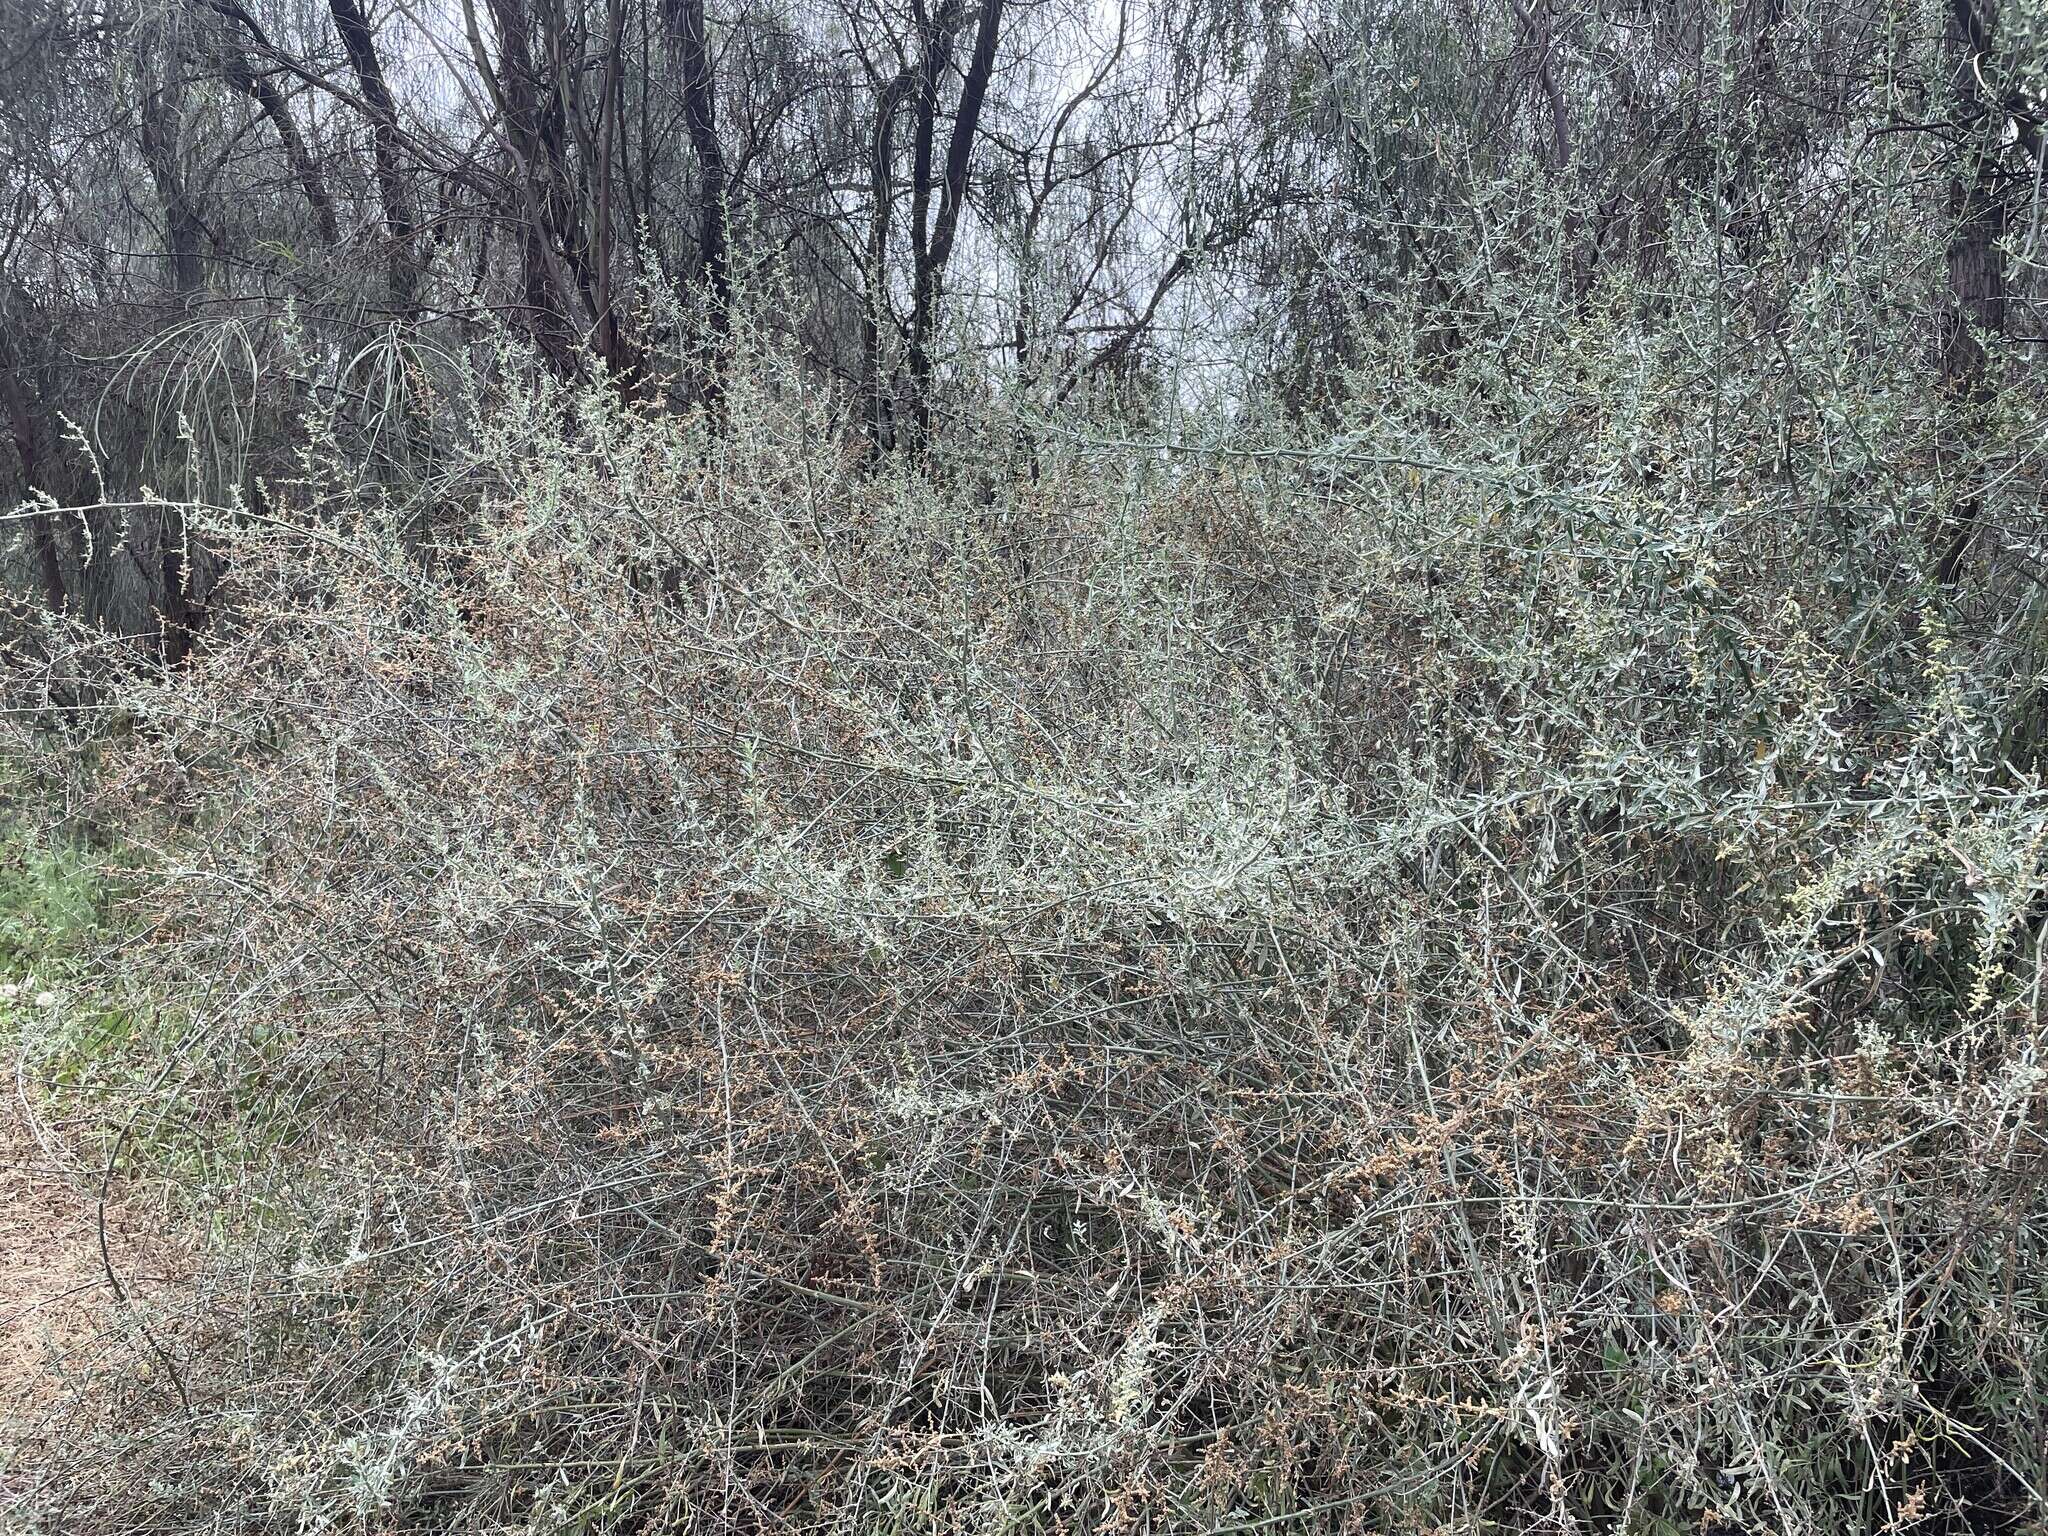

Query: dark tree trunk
<box><xmin>664</xmin><ymin>0</ymin><xmax>729</xmax><ymax>322</ymax></box>
<box><xmin>1934</xmin><ymin>0</ymin><xmax>2014</xmax><ymax>588</ymax></box>
<box><xmin>904</xmin><ymin>0</ymin><xmax>1002</xmax><ymax>452</ymax></box>
<box><xmin>0</xmin><ymin>345</ymin><xmax>64</xmax><ymax>612</ymax></box>
<box><xmin>592</xmin><ymin>0</ymin><xmax>628</xmax><ymax>383</ymax></box>
<box><xmin>213</xmin><ymin>13</ymin><xmax>342</xmax><ymax>249</ymax></box>
<box><xmin>466</xmin><ymin>0</ymin><xmax>601</xmax><ymax>376</ymax></box>
<box><xmin>863</xmin><ymin>69</ymin><xmax>914</xmax><ymax>458</ymax></box>
<box><xmin>134</xmin><ymin>84</ymin><xmax>205</xmax><ymax>662</ymax></box>
<box><xmin>1506</xmin><ymin>0</ymin><xmax>1568</xmax><ymax>175</ymax></box>
<box><xmin>137</xmin><ymin>88</ymin><xmax>208</xmax><ymax>300</ymax></box>
<box><xmin>328</xmin><ymin>0</ymin><xmax>417</xmax><ymax>301</ymax></box>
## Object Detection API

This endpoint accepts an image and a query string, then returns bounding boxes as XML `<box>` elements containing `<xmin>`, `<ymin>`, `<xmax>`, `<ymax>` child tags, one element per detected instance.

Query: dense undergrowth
<box><xmin>6</xmin><ymin>250</ymin><xmax>2048</xmax><ymax>1534</ymax></box>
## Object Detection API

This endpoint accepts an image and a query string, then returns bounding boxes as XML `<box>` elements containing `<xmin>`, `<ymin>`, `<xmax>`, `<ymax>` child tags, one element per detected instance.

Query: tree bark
<box><xmin>904</xmin><ymin>0</ymin><xmax>1002</xmax><ymax>452</ymax></box>
<box><xmin>328</xmin><ymin>0</ymin><xmax>417</xmax><ymax>301</ymax></box>
<box><xmin>1935</xmin><ymin>0</ymin><xmax>2013</xmax><ymax>588</ymax></box>
<box><xmin>134</xmin><ymin>82</ymin><xmax>204</xmax><ymax>662</ymax></box>
<box><xmin>463</xmin><ymin>0</ymin><xmax>590</xmax><ymax>375</ymax></box>
<box><xmin>863</xmin><ymin>68</ymin><xmax>915</xmax><ymax>457</ymax></box>
<box><xmin>664</xmin><ymin>0</ymin><xmax>729</xmax><ymax>320</ymax></box>
<box><xmin>212</xmin><ymin>11</ymin><xmax>342</xmax><ymax>249</ymax></box>
<box><xmin>136</xmin><ymin>87</ymin><xmax>208</xmax><ymax>299</ymax></box>
<box><xmin>0</xmin><ymin>343</ymin><xmax>64</xmax><ymax>612</ymax></box>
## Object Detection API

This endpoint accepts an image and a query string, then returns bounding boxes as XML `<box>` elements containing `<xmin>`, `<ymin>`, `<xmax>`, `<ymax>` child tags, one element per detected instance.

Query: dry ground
<box><xmin>0</xmin><ymin>1097</ymin><xmax>165</xmax><ymax>1516</ymax></box>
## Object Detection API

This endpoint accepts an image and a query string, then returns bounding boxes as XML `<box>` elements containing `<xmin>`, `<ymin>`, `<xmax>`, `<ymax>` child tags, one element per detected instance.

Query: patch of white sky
<box><xmin>338</xmin><ymin>0</ymin><xmax>1302</xmax><ymax>407</ymax></box>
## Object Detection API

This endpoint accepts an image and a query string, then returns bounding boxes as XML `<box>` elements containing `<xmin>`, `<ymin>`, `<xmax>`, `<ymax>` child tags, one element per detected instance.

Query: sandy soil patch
<box><xmin>0</xmin><ymin>1099</ymin><xmax>168</xmax><ymax>1511</ymax></box>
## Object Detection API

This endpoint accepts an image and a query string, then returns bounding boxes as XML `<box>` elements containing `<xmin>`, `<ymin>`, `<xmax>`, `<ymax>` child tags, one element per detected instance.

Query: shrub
<box><xmin>8</xmin><ymin>270</ymin><xmax>2048</xmax><ymax>1534</ymax></box>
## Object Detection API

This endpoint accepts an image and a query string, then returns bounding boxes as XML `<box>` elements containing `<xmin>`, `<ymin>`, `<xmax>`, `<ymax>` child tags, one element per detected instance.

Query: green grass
<box><xmin>0</xmin><ymin>798</ymin><xmax>319</xmax><ymax>1244</ymax></box>
<box><xmin>0</xmin><ymin>821</ymin><xmax>117</xmax><ymax>1066</ymax></box>
<box><xmin>0</xmin><ymin>806</ymin><xmax>184</xmax><ymax>1165</ymax></box>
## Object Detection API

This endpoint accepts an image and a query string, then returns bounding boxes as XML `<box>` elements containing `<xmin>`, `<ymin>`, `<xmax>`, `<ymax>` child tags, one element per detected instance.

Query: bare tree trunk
<box><xmin>594</xmin><ymin>0</ymin><xmax>627</xmax><ymax>381</ymax></box>
<box><xmin>135</xmin><ymin>81</ymin><xmax>205</xmax><ymax>662</ymax></box>
<box><xmin>664</xmin><ymin>0</ymin><xmax>728</xmax><ymax>322</ymax></box>
<box><xmin>209</xmin><ymin>6</ymin><xmax>342</xmax><ymax>249</ymax></box>
<box><xmin>1506</xmin><ymin>0</ymin><xmax>1568</xmax><ymax>174</ymax></box>
<box><xmin>1935</xmin><ymin>0</ymin><xmax>2012</xmax><ymax>588</ymax></box>
<box><xmin>905</xmin><ymin>0</ymin><xmax>1002</xmax><ymax>452</ymax></box>
<box><xmin>328</xmin><ymin>0</ymin><xmax>417</xmax><ymax>302</ymax></box>
<box><xmin>0</xmin><ymin>345</ymin><xmax>64</xmax><ymax>612</ymax></box>
<box><xmin>137</xmin><ymin>87</ymin><xmax>208</xmax><ymax>300</ymax></box>
<box><xmin>863</xmin><ymin>69</ymin><xmax>914</xmax><ymax>458</ymax></box>
<box><xmin>902</xmin><ymin>1</ymin><xmax>959</xmax><ymax>449</ymax></box>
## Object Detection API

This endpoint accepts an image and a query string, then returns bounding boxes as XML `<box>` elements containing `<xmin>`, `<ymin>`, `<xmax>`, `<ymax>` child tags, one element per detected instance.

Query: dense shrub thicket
<box><xmin>7</xmin><ymin>234</ymin><xmax>2048</xmax><ymax>1533</ymax></box>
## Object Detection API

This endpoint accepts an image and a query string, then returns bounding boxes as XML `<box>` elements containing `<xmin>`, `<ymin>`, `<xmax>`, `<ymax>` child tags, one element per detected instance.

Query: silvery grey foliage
<box><xmin>7</xmin><ymin>194</ymin><xmax>2048</xmax><ymax>1529</ymax></box>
